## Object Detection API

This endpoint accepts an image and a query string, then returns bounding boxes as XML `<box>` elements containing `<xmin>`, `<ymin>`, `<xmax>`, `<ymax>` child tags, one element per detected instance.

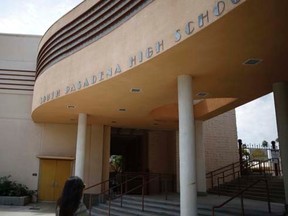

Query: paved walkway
<box><xmin>0</xmin><ymin>194</ymin><xmax>285</xmax><ymax>215</ymax></box>
<box><xmin>0</xmin><ymin>202</ymin><xmax>55</xmax><ymax>216</ymax></box>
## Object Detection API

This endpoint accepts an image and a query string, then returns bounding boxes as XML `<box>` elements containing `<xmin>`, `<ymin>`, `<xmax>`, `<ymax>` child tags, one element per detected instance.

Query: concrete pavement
<box><xmin>0</xmin><ymin>194</ymin><xmax>286</xmax><ymax>216</ymax></box>
<box><xmin>0</xmin><ymin>202</ymin><xmax>55</xmax><ymax>216</ymax></box>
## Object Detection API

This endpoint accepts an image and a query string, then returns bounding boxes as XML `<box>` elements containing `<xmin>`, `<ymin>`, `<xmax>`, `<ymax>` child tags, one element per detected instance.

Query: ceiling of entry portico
<box><xmin>32</xmin><ymin>0</ymin><xmax>288</xmax><ymax>129</ymax></box>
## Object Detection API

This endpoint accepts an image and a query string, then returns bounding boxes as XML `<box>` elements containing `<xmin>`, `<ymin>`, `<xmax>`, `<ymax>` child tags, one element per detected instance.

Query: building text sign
<box><xmin>39</xmin><ymin>0</ymin><xmax>242</xmax><ymax>105</ymax></box>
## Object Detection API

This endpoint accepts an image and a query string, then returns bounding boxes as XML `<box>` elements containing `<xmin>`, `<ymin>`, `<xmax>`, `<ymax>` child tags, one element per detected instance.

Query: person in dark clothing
<box><xmin>56</xmin><ymin>176</ymin><xmax>88</xmax><ymax>216</ymax></box>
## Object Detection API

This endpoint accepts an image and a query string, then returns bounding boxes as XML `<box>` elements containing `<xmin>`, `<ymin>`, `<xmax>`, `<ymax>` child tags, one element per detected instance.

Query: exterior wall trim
<box><xmin>37</xmin><ymin>156</ymin><xmax>75</xmax><ymax>160</ymax></box>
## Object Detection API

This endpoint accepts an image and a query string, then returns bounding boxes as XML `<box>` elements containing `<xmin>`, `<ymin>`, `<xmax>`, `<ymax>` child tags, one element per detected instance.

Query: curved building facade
<box><xmin>32</xmin><ymin>0</ymin><xmax>247</xmax><ymax>126</ymax></box>
<box><xmin>1</xmin><ymin>0</ymin><xmax>288</xmax><ymax>214</ymax></box>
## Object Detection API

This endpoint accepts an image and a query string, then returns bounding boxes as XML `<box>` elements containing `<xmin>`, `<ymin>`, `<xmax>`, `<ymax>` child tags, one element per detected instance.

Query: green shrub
<box><xmin>0</xmin><ymin>175</ymin><xmax>34</xmax><ymax>197</ymax></box>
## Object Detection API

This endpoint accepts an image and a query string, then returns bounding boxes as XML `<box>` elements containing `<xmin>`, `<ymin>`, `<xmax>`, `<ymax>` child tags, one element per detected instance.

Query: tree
<box><xmin>110</xmin><ymin>155</ymin><xmax>123</xmax><ymax>173</ymax></box>
<box><xmin>262</xmin><ymin>140</ymin><xmax>268</xmax><ymax>148</ymax></box>
<box><xmin>242</xmin><ymin>148</ymin><xmax>250</xmax><ymax>161</ymax></box>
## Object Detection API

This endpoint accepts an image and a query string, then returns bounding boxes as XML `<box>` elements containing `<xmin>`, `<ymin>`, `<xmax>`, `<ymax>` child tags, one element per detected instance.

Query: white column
<box><xmin>195</xmin><ymin>120</ymin><xmax>207</xmax><ymax>195</ymax></box>
<box><xmin>273</xmin><ymin>82</ymin><xmax>288</xmax><ymax>211</ymax></box>
<box><xmin>178</xmin><ymin>75</ymin><xmax>197</xmax><ymax>216</ymax></box>
<box><xmin>75</xmin><ymin>113</ymin><xmax>87</xmax><ymax>179</ymax></box>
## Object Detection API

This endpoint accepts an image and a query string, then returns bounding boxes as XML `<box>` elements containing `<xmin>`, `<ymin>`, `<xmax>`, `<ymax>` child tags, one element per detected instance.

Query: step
<box><xmin>112</xmin><ymin>201</ymin><xmax>180</xmax><ymax>215</ymax></box>
<box><xmin>114</xmin><ymin>196</ymin><xmax>179</xmax><ymax>215</ymax></box>
<box><xmin>93</xmin><ymin>202</ymin><xmax>233</xmax><ymax>216</ymax></box>
<box><xmin>92</xmin><ymin>201</ymin><xmax>280</xmax><ymax>216</ymax></box>
<box><xmin>92</xmin><ymin>204</ymin><xmax>137</xmax><ymax>216</ymax></box>
<box><xmin>208</xmin><ymin>176</ymin><xmax>285</xmax><ymax>203</ymax></box>
<box><xmin>122</xmin><ymin>195</ymin><xmax>180</xmax><ymax>206</ymax></box>
<box><xmin>93</xmin><ymin>203</ymin><xmax>178</xmax><ymax>216</ymax></box>
<box><xmin>216</xmin><ymin>185</ymin><xmax>285</xmax><ymax>195</ymax></box>
<box><xmin>113</xmin><ymin>198</ymin><xmax>180</xmax><ymax>212</ymax></box>
<box><xmin>209</xmin><ymin>186</ymin><xmax>285</xmax><ymax>196</ymax></box>
<box><xmin>208</xmin><ymin>191</ymin><xmax>285</xmax><ymax>203</ymax></box>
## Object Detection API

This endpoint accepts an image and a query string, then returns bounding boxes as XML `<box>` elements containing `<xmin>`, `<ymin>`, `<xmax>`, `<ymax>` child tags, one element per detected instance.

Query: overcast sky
<box><xmin>0</xmin><ymin>0</ymin><xmax>278</xmax><ymax>145</ymax></box>
<box><xmin>0</xmin><ymin>0</ymin><xmax>83</xmax><ymax>35</ymax></box>
<box><xmin>236</xmin><ymin>93</ymin><xmax>278</xmax><ymax>145</ymax></box>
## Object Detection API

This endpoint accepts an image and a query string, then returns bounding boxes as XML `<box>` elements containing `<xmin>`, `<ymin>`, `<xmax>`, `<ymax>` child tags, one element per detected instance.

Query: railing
<box><xmin>215</xmin><ymin>160</ymin><xmax>261</xmax><ymax>193</ymax></box>
<box><xmin>212</xmin><ymin>178</ymin><xmax>271</xmax><ymax>216</ymax></box>
<box><xmin>206</xmin><ymin>158</ymin><xmax>282</xmax><ymax>191</ymax></box>
<box><xmin>206</xmin><ymin>161</ymin><xmax>242</xmax><ymax>189</ymax></box>
<box><xmin>84</xmin><ymin>172</ymin><xmax>174</xmax><ymax>216</ymax></box>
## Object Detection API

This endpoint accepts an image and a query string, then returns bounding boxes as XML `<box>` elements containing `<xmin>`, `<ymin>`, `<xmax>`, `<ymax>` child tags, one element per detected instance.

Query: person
<box><xmin>56</xmin><ymin>176</ymin><xmax>89</xmax><ymax>216</ymax></box>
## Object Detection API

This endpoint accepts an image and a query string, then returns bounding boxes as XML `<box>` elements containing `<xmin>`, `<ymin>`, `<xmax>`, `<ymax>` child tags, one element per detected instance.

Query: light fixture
<box><xmin>67</xmin><ymin>105</ymin><xmax>76</xmax><ymax>109</ymax></box>
<box><xmin>242</xmin><ymin>58</ymin><xmax>262</xmax><ymax>65</ymax></box>
<box><xmin>196</xmin><ymin>92</ymin><xmax>208</xmax><ymax>98</ymax></box>
<box><xmin>130</xmin><ymin>88</ymin><xmax>142</xmax><ymax>93</ymax></box>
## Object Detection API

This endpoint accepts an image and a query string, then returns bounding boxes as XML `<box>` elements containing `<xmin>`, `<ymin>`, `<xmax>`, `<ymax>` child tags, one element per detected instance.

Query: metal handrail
<box><xmin>107</xmin><ymin>174</ymin><xmax>161</xmax><ymax>214</ymax></box>
<box><xmin>206</xmin><ymin>161</ymin><xmax>242</xmax><ymax>188</ymax></box>
<box><xmin>85</xmin><ymin>179</ymin><xmax>110</xmax><ymax>191</ymax></box>
<box><xmin>85</xmin><ymin>174</ymin><xmax>144</xmax><ymax>216</ymax></box>
<box><xmin>212</xmin><ymin>178</ymin><xmax>271</xmax><ymax>216</ymax></box>
<box><xmin>216</xmin><ymin>160</ymin><xmax>262</xmax><ymax>186</ymax></box>
<box><xmin>217</xmin><ymin>171</ymin><xmax>241</xmax><ymax>196</ymax></box>
<box><xmin>206</xmin><ymin>161</ymin><xmax>241</xmax><ymax>177</ymax></box>
<box><xmin>207</xmin><ymin>158</ymin><xmax>280</xmax><ymax>189</ymax></box>
<box><xmin>84</xmin><ymin>172</ymin><xmax>173</xmax><ymax>216</ymax></box>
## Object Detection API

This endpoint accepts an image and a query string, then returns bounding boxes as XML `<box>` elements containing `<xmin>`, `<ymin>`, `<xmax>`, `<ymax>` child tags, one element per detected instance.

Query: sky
<box><xmin>235</xmin><ymin>93</ymin><xmax>278</xmax><ymax>145</ymax></box>
<box><xmin>0</xmin><ymin>0</ymin><xmax>278</xmax><ymax>145</ymax></box>
<box><xmin>0</xmin><ymin>0</ymin><xmax>83</xmax><ymax>35</ymax></box>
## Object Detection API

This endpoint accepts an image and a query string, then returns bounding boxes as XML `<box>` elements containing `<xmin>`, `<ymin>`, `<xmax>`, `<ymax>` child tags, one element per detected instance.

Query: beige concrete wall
<box><xmin>0</xmin><ymin>33</ymin><xmax>108</xmax><ymax>193</ymax></box>
<box><xmin>148</xmin><ymin>110</ymin><xmax>238</xmax><ymax>175</ymax></box>
<box><xmin>147</xmin><ymin>130</ymin><xmax>176</xmax><ymax>193</ymax></box>
<box><xmin>149</xmin><ymin>110</ymin><xmax>238</xmax><ymax>192</ymax></box>
<box><xmin>33</xmin><ymin>0</ymin><xmax>245</xmax><ymax>111</ymax></box>
<box><xmin>40</xmin><ymin>124</ymin><xmax>77</xmax><ymax>157</ymax></box>
<box><xmin>84</xmin><ymin>125</ymin><xmax>112</xmax><ymax>193</ymax></box>
<box><xmin>0</xmin><ymin>91</ymin><xmax>237</xmax><ymax>192</ymax></box>
<box><xmin>204</xmin><ymin>110</ymin><xmax>239</xmax><ymax>173</ymax></box>
<box><xmin>0</xmin><ymin>105</ymin><xmax>41</xmax><ymax>190</ymax></box>
<box><xmin>0</xmin><ymin>34</ymin><xmax>79</xmax><ymax>189</ymax></box>
<box><xmin>148</xmin><ymin>131</ymin><xmax>176</xmax><ymax>174</ymax></box>
<box><xmin>85</xmin><ymin>124</ymin><xmax>103</xmax><ymax>193</ymax></box>
<box><xmin>0</xmin><ymin>33</ymin><xmax>40</xmax><ymax>71</ymax></box>
<box><xmin>0</xmin><ymin>100</ymin><xmax>108</xmax><ymax>192</ymax></box>
<box><xmin>0</xmin><ymin>92</ymin><xmax>76</xmax><ymax>190</ymax></box>
<box><xmin>39</xmin><ymin>0</ymin><xmax>100</xmax><ymax>49</ymax></box>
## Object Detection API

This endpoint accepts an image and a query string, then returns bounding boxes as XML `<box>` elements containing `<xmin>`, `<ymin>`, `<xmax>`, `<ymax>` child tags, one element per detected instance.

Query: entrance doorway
<box><xmin>110</xmin><ymin>128</ymin><xmax>148</xmax><ymax>194</ymax></box>
<box><xmin>111</xmin><ymin>128</ymin><xmax>147</xmax><ymax>172</ymax></box>
<box><xmin>38</xmin><ymin>159</ymin><xmax>72</xmax><ymax>201</ymax></box>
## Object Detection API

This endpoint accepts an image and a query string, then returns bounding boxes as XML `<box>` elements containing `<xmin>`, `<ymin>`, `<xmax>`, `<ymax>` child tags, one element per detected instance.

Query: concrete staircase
<box><xmin>208</xmin><ymin>175</ymin><xmax>285</xmax><ymax>203</ymax></box>
<box><xmin>90</xmin><ymin>194</ymin><xmax>284</xmax><ymax>216</ymax></box>
<box><xmin>91</xmin><ymin>195</ymin><xmax>223</xmax><ymax>216</ymax></box>
<box><xmin>91</xmin><ymin>195</ymin><xmax>180</xmax><ymax>216</ymax></box>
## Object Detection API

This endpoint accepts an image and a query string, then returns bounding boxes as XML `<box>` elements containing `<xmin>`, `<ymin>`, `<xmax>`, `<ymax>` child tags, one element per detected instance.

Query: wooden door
<box><xmin>39</xmin><ymin>159</ymin><xmax>72</xmax><ymax>201</ymax></box>
<box><xmin>54</xmin><ymin>160</ymin><xmax>72</xmax><ymax>200</ymax></box>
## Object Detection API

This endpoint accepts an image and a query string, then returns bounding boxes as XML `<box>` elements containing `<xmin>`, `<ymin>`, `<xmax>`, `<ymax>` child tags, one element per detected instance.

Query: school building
<box><xmin>0</xmin><ymin>0</ymin><xmax>288</xmax><ymax>215</ymax></box>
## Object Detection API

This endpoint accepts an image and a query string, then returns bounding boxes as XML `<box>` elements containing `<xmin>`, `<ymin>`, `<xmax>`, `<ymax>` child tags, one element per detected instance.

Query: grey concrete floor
<box><xmin>0</xmin><ymin>194</ymin><xmax>285</xmax><ymax>216</ymax></box>
<box><xmin>0</xmin><ymin>202</ymin><xmax>55</xmax><ymax>216</ymax></box>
